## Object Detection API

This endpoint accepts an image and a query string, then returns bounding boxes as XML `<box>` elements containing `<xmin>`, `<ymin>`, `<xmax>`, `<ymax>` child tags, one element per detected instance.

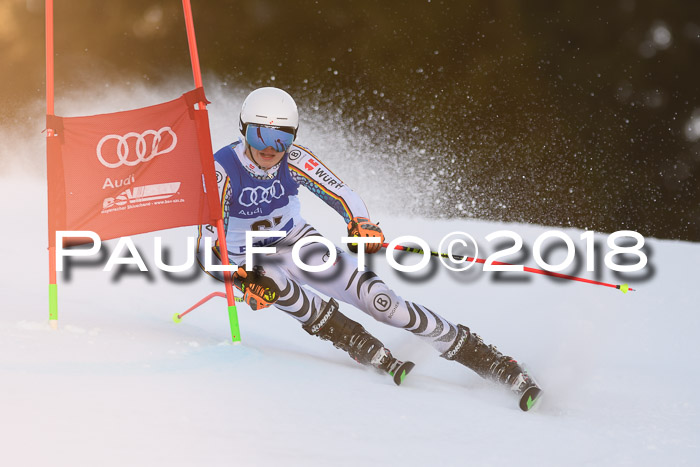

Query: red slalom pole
<box><xmin>46</xmin><ymin>0</ymin><xmax>58</xmax><ymax>329</ymax></box>
<box><xmin>382</xmin><ymin>242</ymin><xmax>636</xmax><ymax>293</ymax></box>
<box><xmin>182</xmin><ymin>0</ymin><xmax>241</xmax><ymax>341</ymax></box>
<box><xmin>46</xmin><ymin>0</ymin><xmax>54</xmax><ymax>117</ymax></box>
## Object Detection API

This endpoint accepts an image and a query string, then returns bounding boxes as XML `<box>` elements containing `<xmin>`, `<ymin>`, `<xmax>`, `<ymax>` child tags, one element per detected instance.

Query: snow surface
<box><xmin>2</xmin><ymin>84</ymin><xmax>699</xmax><ymax>466</ymax></box>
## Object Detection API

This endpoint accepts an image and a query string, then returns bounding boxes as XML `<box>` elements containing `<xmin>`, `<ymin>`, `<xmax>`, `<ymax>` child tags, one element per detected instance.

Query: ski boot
<box><xmin>302</xmin><ymin>298</ymin><xmax>415</xmax><ymax>386</ymax></box>
<box><xmin>442</xmin><ymin>324</ymin><xmax>542</xmax><ymax>411</ymax></box>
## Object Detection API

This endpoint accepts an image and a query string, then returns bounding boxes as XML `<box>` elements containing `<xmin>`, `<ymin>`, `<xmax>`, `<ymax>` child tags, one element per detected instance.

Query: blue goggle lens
<box><xmin>245</xmin><ymin>124</ymin><xmax>295</xmax><ymax>152</ymax></box>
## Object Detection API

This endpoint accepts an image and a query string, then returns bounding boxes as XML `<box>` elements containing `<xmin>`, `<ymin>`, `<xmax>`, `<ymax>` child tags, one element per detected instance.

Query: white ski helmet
<box><xmin>239</xmin><ymin>87</ymin><xmax>299</xmax><ymax>138</ymax></box>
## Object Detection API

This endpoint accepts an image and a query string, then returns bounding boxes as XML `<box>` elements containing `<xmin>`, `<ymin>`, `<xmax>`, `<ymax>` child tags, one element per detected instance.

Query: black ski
<box><xmin>511</xmin><ymin>369</ymin><xmax>542</xmax><ymax>411</ymax></box>
<box><xmin>519</xmin><ymin>384</ymin><xmax>542</xmax><ymax>411</ymax></box>
<box><xmin>387</xmin><ymin>359</ymin><xmax>415</xmax><ymax>386</ymax></box>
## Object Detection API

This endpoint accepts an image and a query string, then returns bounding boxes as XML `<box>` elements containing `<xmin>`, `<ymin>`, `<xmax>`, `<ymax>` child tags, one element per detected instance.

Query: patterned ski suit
<box><xmin>198</xmin><ymin>139</ymin><xmax>460</xmax><ymax>353</ymax></box>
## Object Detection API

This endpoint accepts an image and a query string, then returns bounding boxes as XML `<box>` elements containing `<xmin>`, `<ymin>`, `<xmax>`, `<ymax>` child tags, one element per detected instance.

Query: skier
<box><xmin>198</xmin><ymin>87</ymin><xmax>541</xmax><ymax>410</ymax></box>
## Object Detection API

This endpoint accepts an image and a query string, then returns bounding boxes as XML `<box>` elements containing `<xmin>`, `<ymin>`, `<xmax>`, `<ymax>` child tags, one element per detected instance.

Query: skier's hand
<box><xmin>232</xmin><ymin>266</ymin><xmax>280</xmax><ymax>310</ymax></box>
<box><xmin>347</xmin><ymin>217</ymin><xmax>384</xmax><ymax>254</ymax></box>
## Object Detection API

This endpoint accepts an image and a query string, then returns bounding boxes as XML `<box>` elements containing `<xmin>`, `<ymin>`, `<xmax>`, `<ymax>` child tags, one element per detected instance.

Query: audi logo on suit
<box><xmin>238</xmin><ymin>180</ymin><xmax>286</xmax><ymax>207</ymax></box>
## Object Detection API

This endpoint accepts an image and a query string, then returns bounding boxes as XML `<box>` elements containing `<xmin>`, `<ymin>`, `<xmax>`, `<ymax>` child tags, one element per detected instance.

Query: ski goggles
<box><xmin>245</xmin><ymin>124</ymin><xmax>296</xmax><ymax>152</ymax></box>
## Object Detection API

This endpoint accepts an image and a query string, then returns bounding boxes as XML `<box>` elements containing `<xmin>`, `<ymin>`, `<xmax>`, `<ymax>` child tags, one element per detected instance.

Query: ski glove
<box><xmin>347</xmin><ymin>217</ymin><xmax>384</xmax><ymax>254</ymax></box>
<box><xmin>232</xmin><ymin>266</ymin><xmax>280</xmax><ymax>310</ymax></box>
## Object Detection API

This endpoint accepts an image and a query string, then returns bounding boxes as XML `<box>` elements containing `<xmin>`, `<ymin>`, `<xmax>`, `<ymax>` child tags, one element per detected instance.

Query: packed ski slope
<box><xmin>1</xmin><ymin>85</ymin><xmax>699</xmax><ymax>466</ymax></box>
<box><xmin>2</xmin><ymin>177</ymin><xmax>698</xmax><ymax>466</ymax></box>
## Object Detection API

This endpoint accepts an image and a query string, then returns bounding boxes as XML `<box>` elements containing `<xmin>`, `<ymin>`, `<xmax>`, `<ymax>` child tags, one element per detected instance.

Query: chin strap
<box><xmin>240</xmin><ymin>143</ymin><xmax>281</xmax><ymax>179</ymax></box>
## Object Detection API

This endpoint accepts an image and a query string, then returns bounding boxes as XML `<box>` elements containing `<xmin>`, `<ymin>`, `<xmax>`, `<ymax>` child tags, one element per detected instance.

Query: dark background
<box><xmin>4</xmin><ymin>0</ymin><xmax>700</xmax><ymax>241</ymax></box>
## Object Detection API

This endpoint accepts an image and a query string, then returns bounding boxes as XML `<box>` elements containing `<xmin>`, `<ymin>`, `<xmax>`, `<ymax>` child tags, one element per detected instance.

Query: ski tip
<box><xmin>392</xmin><ymin>361</ymin><xmax>415</xmax><ymax>386</ymax></box>
<box><xmin>519</xmin><ymin>385</ymin><xmax>543</xmax><ymax>412</ymax></box>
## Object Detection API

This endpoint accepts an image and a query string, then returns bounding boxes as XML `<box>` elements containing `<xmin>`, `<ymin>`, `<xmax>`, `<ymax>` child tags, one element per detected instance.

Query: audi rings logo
<box><xmin>96</xmin><ymin>127</ymin><xmax>177</xmax><ymax>169</ymax></box>
<box><xmin>239</xmin><ymin>180</ymin><xmax>285</xmax><ymax>207</ymax></box>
